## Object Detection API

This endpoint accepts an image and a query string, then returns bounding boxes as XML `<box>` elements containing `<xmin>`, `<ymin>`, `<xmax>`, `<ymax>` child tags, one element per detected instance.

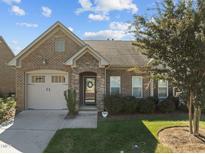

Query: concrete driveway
<box><xmin>0</xmin><ymin>110</ymin><xmax>97</xmax><ymax>153</ymax></box>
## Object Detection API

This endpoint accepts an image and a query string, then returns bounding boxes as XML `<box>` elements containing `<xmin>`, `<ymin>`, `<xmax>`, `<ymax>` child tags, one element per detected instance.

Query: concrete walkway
<box><xmin>0</xmin><ymin>110</ymin><xmax>97</xmax><ymax>153</ymax></box>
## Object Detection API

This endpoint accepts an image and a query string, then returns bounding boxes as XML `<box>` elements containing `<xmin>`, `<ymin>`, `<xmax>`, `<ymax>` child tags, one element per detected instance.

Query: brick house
<box><xmin>9</xmin><ymin>22</ymin><xmax>173</xmax><ymax>111</ymax></box>
<box><xmin>0</xmin><ymin>36</ymin><xmax>15</xmax><ymax>96</ymax></box>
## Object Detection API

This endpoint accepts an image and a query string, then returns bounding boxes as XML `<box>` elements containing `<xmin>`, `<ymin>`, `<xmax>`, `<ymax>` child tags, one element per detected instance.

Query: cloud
<box><xmin>11</xmin><ymin>39</ymin><xmax>22</xmax><ymax>54</ymax></box>
<box><xmin>88</xmin><ymin>13</ymin><xmax>109</xmax><ymax>21</ymax></box>
<box><xmin>41</xmin><ymin>6</ymin><xmax>52</xmax><ymax>17</ymax></box>
<box><xmin>94</xmin><ymin>0</ymin><xmax>138</xmax><ymax>14</ymax></box>
<box><xmin>84</xmin><ymin>30</ymin><xmax>125</xmax><ymax>40</ymax></box>
<box><xmin>84</xmin><ymin>21</ymin><xmax>134</xmax><ymax>40</ymax></box>
<box><xmin>109</xmin><ymin>21</ymin><xmax>131</xmax><ymax>31</ymax></box>
<box><xmin>16</xmin><ymin>22</ymin><xmax>38</xmax><ymax>28</ymax></box>
<box><xmin>2</xmin><ymin>0</ymin><xmax>25</xmax><ymax>16</ymax></box>
<box><xmin>11</xmin><ymin>5</ymin><xmax>25</xmax><ymax>16</ymax></box>
<box><xmin>2</xmin><ymin>0</ymin><xmax>21</xmax><ymax>5</ymax></box>
<box><xmin>68</xmin><ymin>26</ymin><xmax>73</xmax><ymax>32</ymax></box>
<box><xmin>76</xmin><ymin>0</ymin><xmax>138</xmax><ymax>21</ymax></box>
<box><xmin>76</xmin><ymin>0</ymin><xmax>92</xmax><ymax>13</ymax></box>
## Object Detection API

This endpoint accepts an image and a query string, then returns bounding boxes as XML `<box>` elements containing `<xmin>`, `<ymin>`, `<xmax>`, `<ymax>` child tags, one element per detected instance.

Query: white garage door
<box><xmin>27</xmin><ymin>71</ymin><xmax>68</xmax><ymax>109</ymax></box>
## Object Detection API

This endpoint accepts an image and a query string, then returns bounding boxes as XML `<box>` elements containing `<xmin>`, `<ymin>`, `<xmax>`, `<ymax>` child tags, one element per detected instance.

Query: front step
<box><xmin>79</xmin><ymin>105</ymin><xmax>97</xmax><ymax>111</ymax></box>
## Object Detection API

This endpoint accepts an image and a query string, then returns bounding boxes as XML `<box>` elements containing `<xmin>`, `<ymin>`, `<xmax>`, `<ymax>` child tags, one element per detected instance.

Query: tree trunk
<box><xmin>193</xmin><ymin>105</ymin><xmax>201</xmax><ymax>136</ymax></box>
<box><xmin>189</xmin><ymin>90</ymin><xmax>193</xmax><ymax>134</ymax></box>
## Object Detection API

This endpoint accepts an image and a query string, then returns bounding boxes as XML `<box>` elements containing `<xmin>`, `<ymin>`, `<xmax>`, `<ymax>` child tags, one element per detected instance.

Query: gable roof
<box><xmin>64</xmin><ymin>45</ymin><xmax>109</xmax><ymax>68</ymax></box>
<box><xmin>8</xmin><ymin>22</ymin><xmax>149</xmax><ymax>68</ymax></box>
<box><xmin>8</xmin><ymin>21</ymin><xmax>86</xmax><ymax>66</ymax></box>
<box><xmin>85</xmin><ymin>40</ymin><xmax>149</xmax><ymax>67</ymax></box>
<box><xmin>0</xmin><ymin>36</ymin><xmax>15</xmax><ymax>57</ymax></box>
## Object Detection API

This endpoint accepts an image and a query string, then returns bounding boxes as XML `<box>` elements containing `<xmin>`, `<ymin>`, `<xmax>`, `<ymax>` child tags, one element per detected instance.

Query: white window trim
<box><xmin>150</xmin><ymin>79</ymin><xmax>154</xmax><ymax>96</ymax></box>
<box><xmin>158</xmin><ymin>80</ymin><xmax>169</xmax><ymax>99</ymax></box>
<box><xmin>173</xmin><ymin>87</ymin><xmax>182</xmax><ymax>97</ymax></box>
<box><xmin>110</xmin><ymin>76</ymin><xmax>121</xmax><ymax>95</ymax></box>
<box><xmin>31</xmin><ymin>75</ymin><xmax>45</xmax><ymax>84</ymax></box>
<box><xmin>51</xmin><ymin>75</ymin><xmax>66</xmax><ymax>84</ymax></box>
<box><xmin>132</xmin><ymin>76</ymin><xmax>143</xmax><ymax>98</ymax></box>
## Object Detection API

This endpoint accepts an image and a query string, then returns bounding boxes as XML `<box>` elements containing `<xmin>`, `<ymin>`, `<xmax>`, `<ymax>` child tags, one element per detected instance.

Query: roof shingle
<box><xmin>85</xmin><ymin>40</ymin><xmax>149</xmax><ymax>67</ymax></box>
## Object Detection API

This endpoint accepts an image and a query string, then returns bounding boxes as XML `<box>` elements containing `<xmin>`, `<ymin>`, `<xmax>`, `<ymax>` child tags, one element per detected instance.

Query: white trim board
<box><xmin>64</xmin><ymin>45</ymin><xmax>109</xmax><ymax>68</ymax></box>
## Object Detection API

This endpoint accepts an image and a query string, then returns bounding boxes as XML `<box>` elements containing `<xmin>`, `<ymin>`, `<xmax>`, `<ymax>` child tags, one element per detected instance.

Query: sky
<box><xmin>0</xmin><ymin>0</ymin><xmax>159</xmax><ymax>55</ymax></box>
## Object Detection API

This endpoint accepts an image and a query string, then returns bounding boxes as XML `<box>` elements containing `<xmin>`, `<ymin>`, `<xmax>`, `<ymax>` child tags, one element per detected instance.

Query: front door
<box><xmin>84</xmin><ymin>77</ymin><xmax>96</xmax><ymax>105</ymax></box>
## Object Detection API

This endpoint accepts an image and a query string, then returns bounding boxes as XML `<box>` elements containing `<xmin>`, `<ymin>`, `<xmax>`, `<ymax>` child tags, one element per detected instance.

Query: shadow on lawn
<box><xmin>105</xmin><ymin>112</ymin><xmax>205</xmax><ymax>122</ymax></box>
<box><xmin>45</xmin><ymin>120</ymin><xmax>158</xmax><ymax>153</ymax></box>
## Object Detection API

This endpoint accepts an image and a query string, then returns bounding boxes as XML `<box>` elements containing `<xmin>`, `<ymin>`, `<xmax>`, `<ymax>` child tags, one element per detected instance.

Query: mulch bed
<box><xmin>158</xmin><ymin>126</ymin><xmax>205</xmax><ymax>153</ymax></box>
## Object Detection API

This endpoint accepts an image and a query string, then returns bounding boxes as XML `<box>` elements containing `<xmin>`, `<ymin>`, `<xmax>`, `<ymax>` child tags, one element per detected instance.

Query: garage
<box><xmin>26</xmin><ymin>70</ymin><xmax>68</xmax><ymax>109</ymax></box>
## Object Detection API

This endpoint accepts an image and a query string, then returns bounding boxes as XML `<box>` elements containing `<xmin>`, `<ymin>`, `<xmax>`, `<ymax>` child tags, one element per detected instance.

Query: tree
<box><xmin>133</xmin><ymin>0</ymin><xmax>205</xmax><ymax>136</ymax></box>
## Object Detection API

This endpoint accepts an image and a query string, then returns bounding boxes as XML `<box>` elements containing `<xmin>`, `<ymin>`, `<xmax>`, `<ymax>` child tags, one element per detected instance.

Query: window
<box><xmin>52</xmin><ymin>76</ymin><xmax>65</xmax><ymax>83</ymax></box>
<box><xmin>132</xmin><ymin>76</ymin><xmax>143</xmax><ymax>98</ymax></box>
<box><xmin>110</xmin><ymin>76</ymin><xmax>120</xmax><ymax>95</ymax></box>
<box><xmin>32</xmin><ymin>76</ymin><xmax>45</xmax><ymax>83</ymax></box>
<box><xmin>158</xmin><ymin>80</ymin><xmax>168</xmax><ymax>98</ymax></box>
<box><xmin>55</xmin><ymin>39</ymin><xmax>65</xmax><ymax>52</ymax></box>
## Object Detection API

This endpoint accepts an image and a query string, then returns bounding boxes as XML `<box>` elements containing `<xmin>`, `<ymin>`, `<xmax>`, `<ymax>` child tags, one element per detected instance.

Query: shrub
<box><xmin>167</xmin><ymin>96</ymin><xmax>179</xmax><ymax>108</ymax></box>
<box><xmin>104</xmin><ymin>95</ymin><xmax>124</xmax><ymax>114</ymax></box>
<box><xmin>139</xmin><ymin>97</ymin><xmax>156</xmax><ymax>113</ymax></box>
<box><xmin>0</xmin><ymin>97</ymin><xmax>16</xmax><ymax>124</ymax></box>
<box><xmin>122</xmin><ymin>96</ymin><xmax>141</xmax><ymax>113</ymax></box>
<box><xmin>157</xmin><ymin>97</ymin><xmax>176</xmax><ymax>113</ymax></box>
<box><xmin>64</xmin><ymin>89</ymin><xmax>78</xmax><ymax>117</ymax></box>
<box><xmin>177</xmin><ymin>102</ymin><xmax>188</xmax><ymax>112</ymax></box>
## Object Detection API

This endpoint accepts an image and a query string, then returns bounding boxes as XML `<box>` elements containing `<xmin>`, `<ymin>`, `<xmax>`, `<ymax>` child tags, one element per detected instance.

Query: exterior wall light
<box><xmin>42</xmin><ymin>58</ymin><xmax>47</xmax><ymax>65</ymax></box>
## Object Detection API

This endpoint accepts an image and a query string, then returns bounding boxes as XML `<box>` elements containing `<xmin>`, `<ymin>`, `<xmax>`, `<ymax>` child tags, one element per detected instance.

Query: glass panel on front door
<box><xmin>84</xmin><ymin>77</ymin><xmax>96</xmax><ymax>105</ymax></box>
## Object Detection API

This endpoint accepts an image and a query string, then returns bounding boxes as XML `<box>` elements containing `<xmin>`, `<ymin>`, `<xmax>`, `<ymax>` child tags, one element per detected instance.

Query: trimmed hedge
<box><xmin>177</xmin><ymin>102</ymin><xmax>188</xmax><ymax>112</ymax></box>
<box><xmin>0</xmin><ymin>97</ymin><xmax>16</xmax><ymax>124</ymax></box>
<box><xmin>104</xmin><ymin>95</ymin><xmax>124</xmax><ymax>114</ymax></box>
<box><xmin>157</xmin><ymin>96</ymin><xmax>177</xmax><ymax>113</ymax></box>
<box><xmin>104</xmin><ymin>95</ymin><xmax>157</xmax><ymax>114</ymax></box>
<box><xmin>104</xmin><ymin>95</ymin><xmax>181</xmax><ymax>114</ymax></box>
<box><xmin>123</xmin><ymin>96</ymin><xmax>141</xmax><ymax>113</ymax></box>
<box><xmin>139</xmin><ymin>97</ymin><xmax>156</xmax><ymax>113</ymax></box>
<box><xmin>104</xmin><ymin>95</ymin><xmax>142</xmax><ymax>114</ymax></box>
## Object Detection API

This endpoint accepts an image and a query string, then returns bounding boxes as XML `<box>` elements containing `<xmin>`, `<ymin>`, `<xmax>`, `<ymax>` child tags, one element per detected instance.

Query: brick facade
<box><xmin>15</xmin><ymin>28</ymin><xmax>106</xmax><ymax>111</ymax></box>
<box><xmin>106</xmin><ymin>69</ymin><xmax>151</xmax><ymax>97</ymax></box>
<box><xmin>106</xmin><ymin>69</ymin><xmax>173</xmax><ymax>99</ymax></box>
<box><xmin>13</xmin><ymin>24</ymin><xmax>172</xmax><ymax>112</ymax></box>
<box><xmin>71</xmin><ymin>51</ymin><xmax>105</xmax><ymax>111</ymax></box>
<box><xmin>0</xmin><ymin>37</ymin><xmax>15</xmax><ymax>96</ymax></box>
<box><xmin>16</xmin><ymin>29</ymin><xmax>81</xmax><ymax>111</ymax></box>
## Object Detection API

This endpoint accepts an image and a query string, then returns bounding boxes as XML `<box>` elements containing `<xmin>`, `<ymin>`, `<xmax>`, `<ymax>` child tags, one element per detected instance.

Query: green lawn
<box><xmin>44</xmin><ymin>113</ymin><xmax>205</xmax><ymax>153</ymax></box>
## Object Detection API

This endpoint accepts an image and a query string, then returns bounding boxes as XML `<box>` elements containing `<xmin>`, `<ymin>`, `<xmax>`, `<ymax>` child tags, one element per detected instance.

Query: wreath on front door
<box><xmin>87</xmin><ymin>81</ymin><xmax>94</xmax><ymax>88</ymax></box>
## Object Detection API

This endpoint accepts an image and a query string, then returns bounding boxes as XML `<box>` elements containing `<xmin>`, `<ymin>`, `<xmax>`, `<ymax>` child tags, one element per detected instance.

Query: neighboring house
<box><xmin>0</xmin><ymin>36</ymin><xmax>15</xmax><ymax>96</ymax></box>
<box><xmin>8</xmin><ymin>22</ymin><xmax>173</xmax><ymax>111</ymax></box>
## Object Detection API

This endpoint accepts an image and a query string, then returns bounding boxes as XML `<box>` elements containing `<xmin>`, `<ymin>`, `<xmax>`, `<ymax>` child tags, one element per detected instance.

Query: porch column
<box><xmin>96</xmin><ymin>69</ymin><xmax>105</xmax><ymax>111</ymax></box>
<box><xmin>70</xmin><ymin>70</ymin><xmax>80</xmax><ymax>110</ymax></box>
